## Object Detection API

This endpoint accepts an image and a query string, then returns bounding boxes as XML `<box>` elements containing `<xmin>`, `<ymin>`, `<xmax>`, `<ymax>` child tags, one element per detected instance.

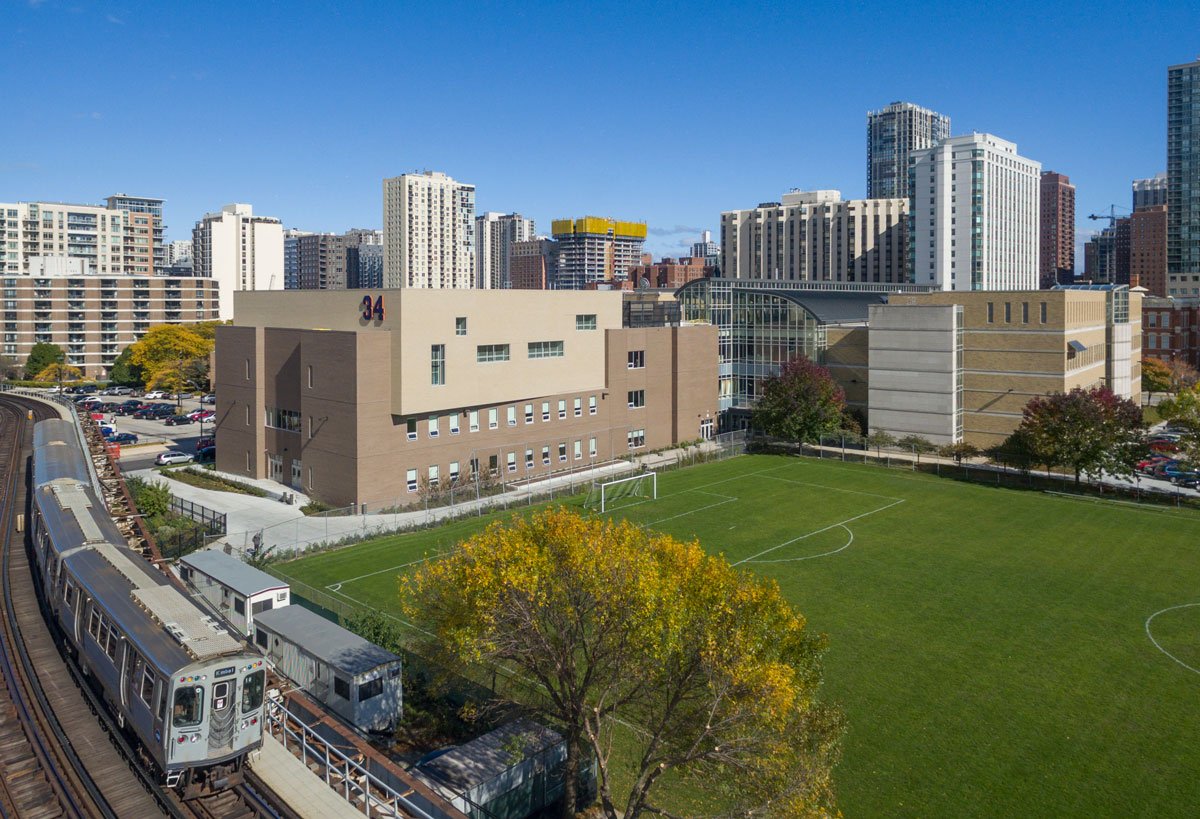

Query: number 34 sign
<box><xmin>361</xmin><ymin>294</ymin><xmax>385</xmax><ymax>321</ymax></box>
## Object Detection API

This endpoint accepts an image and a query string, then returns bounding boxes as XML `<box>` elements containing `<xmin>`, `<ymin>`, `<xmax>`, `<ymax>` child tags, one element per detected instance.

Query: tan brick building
<box><xmin>215</xmin><ymin>289</ymin><xmax>717</xmax><ymax>507</ymax></box>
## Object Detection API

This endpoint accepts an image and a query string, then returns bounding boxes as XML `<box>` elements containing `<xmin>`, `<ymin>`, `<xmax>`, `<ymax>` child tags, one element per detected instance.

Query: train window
<box><xmin>140</xmin><ymin>668</ymin><xmax>155</xmax><ymax>707</ymax></box>
<box><xmin>88</xmin><ymin>609</ymin><xmax>102</xmax><ymax>640</ymax></box>
<box><xmin>158</xmin><ymin>685</ymin><xmax>168</xmax><ymax>722</ymax></box>
<box><xmin>241</xmin><ymin>670</ymin><xmax>265</xmax><ymax>713</ymax></box>
<box><xmin>333</xmin><ymin>676</ymin><xmax>350</xmax><ymax>700</ymax></box>
<box><xmin>63</xmin><ymin>581</ymin><xmax>75</xmax><ymax>609</ymax></box>
<box><xmin>104</xmin><ymin>625</ymin><xmax>119</xmax><ymax>662</ymax></box>
<box><xmin>172</xmin><ymin>686</ymin><xmax>204</xmax><ymax>728</ymax></box>
<box><xmin>358</xmin><ymin>678</ymin><xmax>383</xmax><ymax>702</ymax></box>
<box><xmin>212</xmin><ymin>682</ymin><xmax>231</xmax><ymax>712</ymax></box>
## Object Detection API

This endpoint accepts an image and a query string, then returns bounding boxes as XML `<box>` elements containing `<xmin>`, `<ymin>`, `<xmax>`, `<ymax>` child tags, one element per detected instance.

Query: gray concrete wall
<box><xmin>868</xmin><ymin>304</ymin><xmax>959</xmax><ymax>444</ymax></box>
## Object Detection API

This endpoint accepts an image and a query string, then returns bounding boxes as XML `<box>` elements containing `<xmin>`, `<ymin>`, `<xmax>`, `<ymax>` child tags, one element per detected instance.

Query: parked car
<box><xmin>168</xmin><ymin>392</ymin><xmax>194</xmax><ymax>400</ymax></box>
<box><xmin>164</xmin><ymin>414</ymin><xmax>194</xmax><ymax>426</ymax></box>
<box><xmin>105</xmin><ymin>385</ymin><xmax>134</xmax><ymax>396</ymax></box>
<box><xmin>195</xmin><ymin>446</ymin><xmax>216</xmax><ymax>464</ymax></box>
<box><xmin>155</xmin><ymin>451</ymin><xmax>194</xmax><ymax>466</ymax></box>
<box><xmin>143</xmin><ymin>390</ymin><xmax>168</xmax><ymax>400</ymax></box>
<box><xmin>1149</xmin><ymin>440</ymin><xmax>1181</xmax><ymax>454</ymax></box>
<box><xmin>186</xmin><ymin>408</ymin><xmax>208</xmax><ymax>420</ymax></box>
<box><xmin>195</xmin><ymin>436</ymin><xmax>214</xmax><ymax>452</ymax></box>
<box><xmin>75</xmin><ymin>384</ymin><xmax>97</xmax><ymax>394</ymax></box>
<box><xmin>43</xmin><ymin>386</ymin><xmax>63</xmax><ymax>394</ymax></box>
<box><xmin>77</xmin><ymin>397</ymin><xmax>102</xmax><ymax>409</ymax></box>
<box><xmin>113</xmin><ymin>405</ymin><xmax>139</xmax><ymax>416</ymax></box>
<box><xmin>200</xmin><ymin>393</ymin><xmax>216</xmax><ymax>404</ymax></box>
<box><xmin>150</xmin><ymin>407</ymin><xmax>175</xmax><ymax>419</ymax></box>
<box><xmin>1137</xmin><ymin>457</ymin><xmax>1173</xmax><ymax>474</ymax></box>
<box><xmin>108</xmin><ymin>432</ymin><xmax>139</xmax><ymax>444</ymax></box>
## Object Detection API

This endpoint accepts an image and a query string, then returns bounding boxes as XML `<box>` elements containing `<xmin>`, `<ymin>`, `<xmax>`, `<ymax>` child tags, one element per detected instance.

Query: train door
<box><xmin>209</xmin><ymin>680</ymin><xmax>235</xmax><ymax>753</ymax></box>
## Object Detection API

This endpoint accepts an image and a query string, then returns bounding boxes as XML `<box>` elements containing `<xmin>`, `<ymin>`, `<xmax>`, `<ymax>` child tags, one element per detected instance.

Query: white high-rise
<box><xmin>475</xmin><ymin>212</ymin><xmax>535</xmax><ymax>289</ymax></box>
<box><xmin>909</xmin><ymin>134</ymin><xmax>1041</xmax><ymax>291</ymax></box>
<box><xmin>192</xmin><ymin>204</ymin><xmax>283</xmax><ymax>320</ymax></box>
<box><xmin>383</xmin><ymin>171</ymin><xmax>475</xmax><ymax>289</ymax></box>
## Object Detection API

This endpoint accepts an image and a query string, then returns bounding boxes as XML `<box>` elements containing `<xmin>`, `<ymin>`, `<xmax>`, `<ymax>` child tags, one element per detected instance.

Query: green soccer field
<box><xmin>276</xmin><ymin>454</ymin><xmax>1200</xmax><ymax>818</ymax></box>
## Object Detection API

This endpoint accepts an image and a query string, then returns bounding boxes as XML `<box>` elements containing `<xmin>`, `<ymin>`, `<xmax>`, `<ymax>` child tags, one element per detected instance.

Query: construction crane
<box><xmin>1086</xmin><ymin>204</ymin><xmax>1130</xmax><ymax>229</ymax></box>
<box><xmin>1084</xmin><ymin>205</ymin><xmax>1131</xmax><ymax>285</ymax></box>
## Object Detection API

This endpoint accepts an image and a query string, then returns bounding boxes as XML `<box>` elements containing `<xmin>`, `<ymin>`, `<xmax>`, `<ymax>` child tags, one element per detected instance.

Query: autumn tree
<box><xmin>1141</xmin><ymin>357</ymin><xmax>1171</xmax><ymax>403</ymax></box>
<box><xmin>402</xmin><ymin>508</ymin><xmax>844</xmax><ymax>819</ymax></box>
<box><xmin>34</xmin><ymin>363</ymin><xmax>84</xmax><ymax>384</ymax></box>
<box><xmin>938</xmin><ymin>441</ymin><xmax>980</xmax><ymax>465</ymax></box>
<box><xmin>1015</xmin><ymin>387</ymin><xmax>1145</xmax><ymax>485</ymax></box>
<box><xmin>1159</xmin><ymin>384</ymin><xmax>1200</xmax><ymax>464</ymax></box>
<box><xmin>24</xmin><ymin>342</ymin><xmax>64</xmax><ymax>379</ymax></box>
<box><xmin>866</xmin><ymin>428</ymin><xmax>897</xmax><ymax>456</ymax></box>
<box><xmin>753</xmin><ymin>354</ymin><xmax>849</xmax><ymax>444</ymax></box>
<box><xmin>897</xmin><ymin>434</ymin><xmax>937</xmax><ymax>464</ymax></box>
<box><xmin>1167</xmin><ymin>358</ymin><xmax>1200</xmax><ymax>392</ymax></box>
<box><xmin>128</xmin><ymin>325</ymin><xmax>212</xmax><ymax>405</ymax></box>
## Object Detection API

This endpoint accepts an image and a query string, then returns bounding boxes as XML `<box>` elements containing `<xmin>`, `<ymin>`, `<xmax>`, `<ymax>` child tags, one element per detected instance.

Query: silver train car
<box><xmin>30</xmin><ymin>420</ymin><xmax>265</xmax><ymax>796</ymax></box>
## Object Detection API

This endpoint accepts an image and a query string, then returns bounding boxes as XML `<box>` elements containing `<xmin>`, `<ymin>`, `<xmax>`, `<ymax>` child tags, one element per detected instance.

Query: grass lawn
<box><xmin>276</xmin><ymin>454</ymin><xmax>1200</xmax><ymax>818</ymax></box>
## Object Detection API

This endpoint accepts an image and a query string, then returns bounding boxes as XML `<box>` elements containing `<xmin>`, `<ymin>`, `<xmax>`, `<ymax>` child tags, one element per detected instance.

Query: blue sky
<box><xmin>1</xmin><ymin>0</ymin><xmax>1193</xmax><ymax>266</ymax></box>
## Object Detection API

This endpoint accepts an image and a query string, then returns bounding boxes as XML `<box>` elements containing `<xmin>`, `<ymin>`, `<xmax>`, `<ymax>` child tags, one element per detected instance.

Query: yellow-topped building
<box><xmin>551</xmin><ymin>216</ymin><xmax>647</xmax><ymax>288</ymax></box>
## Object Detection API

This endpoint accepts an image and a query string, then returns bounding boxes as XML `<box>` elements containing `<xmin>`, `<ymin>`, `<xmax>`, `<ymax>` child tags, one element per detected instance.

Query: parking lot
<box><xmin>69</xmin><ymin>394</ymin><xmax>214</xmax><ymax>471</ymax></box>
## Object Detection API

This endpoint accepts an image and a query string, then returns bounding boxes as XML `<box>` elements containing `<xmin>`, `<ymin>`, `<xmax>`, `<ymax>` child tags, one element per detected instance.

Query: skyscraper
<box><xmin>382</xmin><ymin>171</ymin><xmax>475</xmax><ymax>289</ymax></box>
<box><xmin>908</xmin><ymin>134</ymin><xmax>1041</xmax><ymax>291</ymax></box>
<box><xmin>550</xmin><ymin>217</ymin><xmax>647</xmax><ymax>290</ymax></box>
<box><xmin>283</xmin><ymin>228</ymin><xmax>312</xmax><ymax>290</ymax></box>
<box><xmin>1133</xmin><ymin>173</ymin><xmax>1168</xmax><ymax>210</ymax></box>
<box><xmin>475</xmin><ymin>212</ymin><xmax>535</xmax><ymax>289</ymax></box>
<box><xmin>297</xmin><ymin>233</ymin><xmax>348</xmax><ymax>290</ymax></box>
<box><xmin>1039</xmin><ymin>172</ymin><xmax>1075</xmax><ymax>288</ymax></box>
<box><xmin>1168</xmin><ymin>59</ymin><xmax>1200</xmax><ymax>294</ymax></box>
<box><xmin>867</xmin><ymin>101</ymin><xmax>951</xmax><ymax>199</ymax></box>
<box><xmin>691</xmin><ymin>230</ymin><xmax>720</xmax><ymax>262</ymax></box>
<box><xmin>105</xmin><ymin>194</ymin><xmax>166</xmax><ymax>274</ymax></box>
<box><xmin>1131</xmin><ymin>205</ymin><xmax>1168</xmax><ymax>296</ymax></box>
<box><xmin>192</xmin><ymin>204</ymin><xmax>283</xmax><ymax>319</ymax></box>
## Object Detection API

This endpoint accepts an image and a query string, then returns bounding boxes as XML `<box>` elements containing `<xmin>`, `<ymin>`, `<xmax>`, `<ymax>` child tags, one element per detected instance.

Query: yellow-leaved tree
<box><xmin>128</xmin><ymin>325</ymin><xmax>213</xmax><ymax>402</ymax></box>
<box><xmin>402</xmin><ymin>507</ymin><xmax>843</xmax><ymax>819</ymax></box>
<box><xmin>34</xmin><ymin>362</ymin><xmax>83</xmax><ymax>383</ymax></box>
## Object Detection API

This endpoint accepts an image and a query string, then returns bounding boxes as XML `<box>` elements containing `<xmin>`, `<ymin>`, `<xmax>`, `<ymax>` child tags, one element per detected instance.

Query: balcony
<box><xmin>69</xmin><ymin>324</ymin><xmax>84</xmax><ymax>333</ymax></box>
<box><xmin>101</xmin><ymin>300</ymin><xmax>117</xmax><ymax>311</ymax></box>
<box><xmin>101</xmin><ymin>312</ymin><xmax>117</xmax><ymax>322</ymax></box>
<box><xmin>133</xmin><ymin>312</ymin><xmax>149</xmax><ymax>321</ymax></box>
<box><xmin>68</xmin><ymin>301</ymin><xmax>85</xmax><ymax>312</ymax></box>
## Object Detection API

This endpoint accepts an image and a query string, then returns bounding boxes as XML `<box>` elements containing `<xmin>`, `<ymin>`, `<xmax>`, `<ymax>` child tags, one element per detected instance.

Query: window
<box><xmin>1004</xmin><ymin>302</ymin><xmax>1011</xmax><ymax>323</ymax></box>
<box><xmin>407</xmin><ymin>418</ymin><xmax>418</xmax><ymax>440</ymax></box>
<box><xmin>488</xmin><ymin>454</ymin><xmax>498</xmax><ymax>474</ymax></box>
<box><xmin>573</xmin><ymin>440</ymin><xmax>582</xmax><ymax>460</ymax></box>
<box><xmin>407</xmin><ymin>469</ymin><xmax>418</xmax><ymax>492</ymax></box>
<box><xmin>574</xmin><ymin>397</ymin><xmax>582</xmax><ymax>417</ymax></box>
<box><xmin>245</xmin><ymin>405</ymin><xmax>250</xmax><ymax>425</ymax></box>
<box><xmin>987</xmin><ymin>302</ymin><xmax>994</xmax><ymax>323</ymax></box>
<box><xmin>254</xmin><ymin>629</ymin><xmax>268</xmax><ymax>649</ymax></box>
<box><xmin>542</xmin><ymin>401</ymin><xmax>550</xmax><ymax>421</ymax></box>
<box><xmin>245</xmin><ymin>358</ymin><xmax>250</xmax><ymax>379</ymax></box>
<box><xmin>449</xmin><ymin>461</ymin><xmax>459</xmax><ymax>481</ymax></box>
<box><xmin>558</xmin><ymin>400</ymin><xmax>566</xmax><ymax>419</ymax></box>
<box><xmin>242</xmin><ymin>670</ymin><xmax>264</xmax><ymax>713</ymax></box>
<box><xmin>558</xmin><ymin>443</ymin><xmax>567</xmax><ymax>462</ymax></box>
<box><xmin>589</xmin><ymin>437</ymin><xmax>597</xmax><ymax>457</ymax></box>
<box><xmin>455</xmin><ymin>317</ymin><xmax>467</xmax><ymax>336</ymax></box>
<box><xmin>431</xmin><ymin>344</ymin><xmax>445</xmax><ymax>385</ymax></box>
<box><xmin>449</xmin><ymin>413</ymin><xmax>459</xmax><ymax>435</ymax></box>
<box><xmin>477</xmin><ymin>344</ymin><xmax>510</xmax><ymax>363</ymax></box>
<box><xmin>528</xmin><ymin>340</ymin><xmax>564</xmax><ymax>359</ymax></box>
<box><xmin>234</xmin><ymin>596</ymin><xmax>245</xmax><ymax>615</ymax></box>
<box><xmin>428</xmin><ymin>415</ymin><xmax>439</xmax><ymax>438</ymax></box>
<box><xmin>334</xmin><ymin>677</ymin><xmax>351</xmax><ymax>700</ymax></box>
<box><xmin>526</xmin><ymin>449</ymin><xmax>534</xmax><ymax>468</ymax></box>
<box><xmin>627</xmin><ymin>350</ymin><xmax>645</xmax><ymax>369</ymax></box>
<box><xmin>576</xmin><ymin>314</ymin><xmax>597</xmax><ymax>330</ymax></box>
<box><xmin>507</xmin><ymin>406</ymin><xmax>516</xmax><ymax>426</ymax></box>
<box><xmin>308</xmin><ymin>416</ymin><xmax>314</xmax><ymax>439</ymax></box>
<box><xmin>1021</xmin><ymin>302</ymin><xmax>1029</xmax><ymax>323</ymax></box>
<box><xmin>173</xmin><ymin>686</ymin><xmax>204</xmax><ymax>727</ymax></box>
<box><xmin>542</xmin><ymin>446</ymin><xmax>550</xmax><ymax>465</ymax></box>
<box><xmin>525</xmin><ymin>403</ymin><xmax>534</xmax><ymax>424</ymax></box>
<box><xmin>628</xmin><ymin>429</ymin><xmax>646</xmax><ymax>449</ymax></box>
<box><xmin>264</xmin><ymin>407</ymin><xmax>301</xmax><ymax>432</ymax></box>
<box><xmin>469</xmin><ymin>410</ymin><xmax>479</xmax><ymax>432</ymax></box>
<box><xmin>628</xmin><ymin>389</ymin><xmax>645</xmax><ymax>408</ymax></box>
<box><xmin>428</xmin><ymin>465</ymin><xmax>439</xmax><ymax>487</ymax></box>
<box><xmin>358</xmin><ymin>678</ymin><xmax>383</xmax><ymax>702</ymax></box>
<box><xmin>488</xmin><ymin>408</ymin><xmax>498</xmax><ymax>429</ymax></box>
<box><xmin>507</xmin><ymin>452</ymin><xmax>517</xmax><ymax>472</ymax></box>
<box><xmin>307</xmin><ymin>364</ymin><xmax>313</xmax><ymax>388</ymax></box>
<box><xmin>589</xmin><ymin>395</ymin><xmax>597</xmax><ymax>415</ymax></box>
<box><xmin>1040</xmin><ymin>302</ymin><xmax>1047</xmax><ymax>324</ymax></box>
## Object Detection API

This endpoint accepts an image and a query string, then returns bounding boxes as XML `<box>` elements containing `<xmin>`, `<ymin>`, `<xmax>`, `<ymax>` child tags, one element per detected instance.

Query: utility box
<box><xmin>179</xmin><ymin>549</ymin><xmax>290</xmax><ymax>635</ymax></box>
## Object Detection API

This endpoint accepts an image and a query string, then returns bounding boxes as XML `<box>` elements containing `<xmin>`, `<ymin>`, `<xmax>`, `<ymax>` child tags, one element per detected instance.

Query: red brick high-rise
<box><xmin>1130</xmin><ymin>204</ymin><xmax>1168</xmax><ymax>297</ymax></box>
<box><xmin>1039</xmin><ymin>172</ymin><xmax>1075</xmax><ymax>288</ymax></box>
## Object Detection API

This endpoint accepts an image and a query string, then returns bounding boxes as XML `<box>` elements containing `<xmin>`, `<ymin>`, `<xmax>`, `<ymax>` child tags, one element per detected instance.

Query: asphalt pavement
<box><xmin>75</xmin><ymin>395</ymin><xmax>213</xmax><ymax>468</ymax></box>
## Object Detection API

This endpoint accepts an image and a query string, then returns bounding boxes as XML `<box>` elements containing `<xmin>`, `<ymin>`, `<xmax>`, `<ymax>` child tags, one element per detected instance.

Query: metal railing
<box><xmin>167</xmin><ymin>496</ymin><xmax>226</xmax><ymax>535</ymax></box>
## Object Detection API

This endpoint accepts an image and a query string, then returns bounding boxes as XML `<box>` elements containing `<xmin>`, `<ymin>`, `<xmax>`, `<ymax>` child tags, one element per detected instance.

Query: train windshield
<box><xmin>241</xmin><ymin>670</ymin><xmax>265</xmax><ymax>713</ymax></box>
<box><xmin>173</xmin><ymin>685</ymin><xmax>204</xmax><ymax>728</ymax></box>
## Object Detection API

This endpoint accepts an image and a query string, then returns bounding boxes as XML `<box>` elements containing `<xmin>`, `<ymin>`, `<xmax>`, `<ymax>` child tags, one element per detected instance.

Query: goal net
<box><xmin>584</xmin><ymin>471</ymin><xmax>657</xmax><ymax>513</ymax></box>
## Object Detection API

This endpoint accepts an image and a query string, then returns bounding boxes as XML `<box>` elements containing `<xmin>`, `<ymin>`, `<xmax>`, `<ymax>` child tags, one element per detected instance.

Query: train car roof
<box><xmin>67</xmin><ymin>545</ymin><xmax>245</xmax><ymax>669</ymax></box>
<box><xmin>32</xmin><ymin>427</ymin><xmax>93</xmax><ymax>489</ymax></box>
<box><xmin>34</xmin><ymin>480</ymin><xmax>127</xmax><ymax>556</ymax></box>
<box><xmin>254</xmin><ymin>606</ymin><xmax>400</xmax><ymax>678</ymax></box>
<box><xmin>179</xmin><ymin>550</ymin><xmax>289</xmax><ymax>598</ymax></box>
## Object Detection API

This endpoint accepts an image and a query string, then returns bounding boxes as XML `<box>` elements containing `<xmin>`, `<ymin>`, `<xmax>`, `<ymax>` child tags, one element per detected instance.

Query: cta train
<box><xmin>29</xmin><ymin>419</ymin><xmax>264</xmax><ymax>796</ymax></box>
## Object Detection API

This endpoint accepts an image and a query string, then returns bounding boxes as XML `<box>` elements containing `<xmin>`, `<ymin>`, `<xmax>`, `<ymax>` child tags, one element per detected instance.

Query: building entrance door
<box><xmin>268</xmin><ymin>454</ymin><xmax>283</xmax><ymax>482</ymax></box>
<box><xmin>291</xmin><ymin>459</ymin><xmax>302</xmax><ymax>489</ymax></box>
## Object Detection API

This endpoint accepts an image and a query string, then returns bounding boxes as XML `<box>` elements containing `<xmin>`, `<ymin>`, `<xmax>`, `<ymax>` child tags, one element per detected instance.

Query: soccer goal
<box><xmin>584</xmin><ymin>471</ymin><xmax>658</xmax><ymax>513</ymax></box>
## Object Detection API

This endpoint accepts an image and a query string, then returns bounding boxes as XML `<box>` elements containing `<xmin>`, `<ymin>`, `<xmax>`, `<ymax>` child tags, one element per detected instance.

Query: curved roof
<box><xmin>757</xmin><ymin>289</ymin><xmax>886</xmax><ymax>324</ymax></box>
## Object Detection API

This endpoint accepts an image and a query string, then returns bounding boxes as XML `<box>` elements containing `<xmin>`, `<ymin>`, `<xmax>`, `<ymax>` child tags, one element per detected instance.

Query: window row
<box><xmin>265</xmin><ymin>406</ymin><xmax>301</xmax><ymax>432</ymax></box>
<box><xmin>403</xmin><ymin>395</ymin><xmax>600</xmax><ymax>441</ymax></box>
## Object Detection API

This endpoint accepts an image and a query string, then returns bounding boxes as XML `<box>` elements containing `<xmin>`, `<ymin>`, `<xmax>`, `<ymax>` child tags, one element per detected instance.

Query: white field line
<box><xmin>326</xmin><ymin>553</ymin><xmax>439</xmax><ymax>591</ymax></box>
<box><xmin>1042</xmin><ymin>490</ymin><xmax>1200</xmax><ymax>521</ymax></box>
<box><xmin>1145</xmin><ymin>603</ymin><xmax>1200</xmax><ymax>677</ymax></box>
<box><xmin>733</xmin><ymin>499</ymin><xmax>906</xmax><ymax>566</ymax></box>
<box><xmin>747</xmin><ymin>524</ymin><xmax>854</xmax><ymax>564</ymax></box>
<box><xmin>643</xmin><ymin>491</ymin><xmax>738</xmax><ymax>527</ymax></box>
<box><xmin>758</xmin><ymin>469</ymin><xmax>905</xmax><ymax>502</ymax></box>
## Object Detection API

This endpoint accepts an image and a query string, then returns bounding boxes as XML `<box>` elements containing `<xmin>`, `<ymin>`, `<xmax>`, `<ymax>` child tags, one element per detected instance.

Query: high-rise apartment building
<box><xmin>192</xmin><ymin>204</ymin><xmax>283</xmax><ymax>320</ymax></box>
<box><xmin>1</xmin><ymin>198</ymin><xmax>164</xmax><ymax>276</ymax></box>
<box><xmin>167</xmin><ymin>239</ymin><xmax>193</xmax><ymax>266</ymax></box>
<box><xmin>343</xmin><ymin>228</ymin><xmax>383</xmax><ymax>248</ymax></box>
<box><xmin>1133</xmin><ymin>173</ymin><xmax>1168</xmax><ymax>210</ymax></box>
<box><xmin>720</xmin><ymin>190</ymin><xmax>908</xmax><ymax>283</ymax></box>
<box><xmin>475</xmin><ymin>212</ymin><xmax>535</xmax><ymax>289</ymax></box>
<box><xmin>105</xmin><ymin>194</ymin><xmax>165</xmax><ymax>274</ymax></box>
<box><xmin>382</xmin><ymin>171</ymin><xmax>475</xmax><ymax>289</ymax></box>
<box><xmin>909</xmin><ymin>133</ymin><xmax>1041</xmax><ymax>291</ymax></box>
<box><xmin>1039</xmin><ymin>172</ymin><xmax>1075</xmax><ymax>287</ymax></box>
<box><xmin>349</xmin><ymin>243</ymin><xmax>383</xmax><ymax>289</ymax></box>
<box><xmin>283</xmin><ymin>229</ymin><xmax>312</xmax><ymax>290</ymax></box>
<box><xmin>1084</xmin><ymin>228</ymin><xmax>1118</xmax><ymax>284</ymax></box>
<box><xmin>1168</xmin><ymin>59</ymin><xmax>1200</xmax><ymax>293</ymax></box>
<box><xmin>1131</xmin><ymin>205</ymin><xmax>1169</xmax><ymax>296</ymax></box>
<box><xmin>867</xmin><ymin>101</ymin><xmax>951</xmax><ymax>199</ymax></box>
<box><xmin>690</xmin><ymin>230</ymin><xmax>720</xmax><ymax>263</ymax></box>
<box><xmin>550</xmin><ymin>217</ymin><xmax>648</xmax><ymax>290</ymax></box>
<box><xmin>509</xmin><ymin>237</ymin><xmax>557</xmax><ymax>290</ymax></box>
<box><xmin>296</xmin><ymin>233</ymin><xmax>348</xmax><ymax>290</ymax></box>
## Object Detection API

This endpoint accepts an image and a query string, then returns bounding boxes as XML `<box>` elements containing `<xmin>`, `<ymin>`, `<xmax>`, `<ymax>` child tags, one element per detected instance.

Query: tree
<box><xmin>866</xmin><ymin>428</ymin><xmax>897</xmax><ymax>456</ymax></box>
<box><xmin>1015</xmin><ymin>387</ymin><xmax>1145</xmax><ymax>485</ymax></box>
<box><xmin>897</xmin><ymin>434</ymin><xmax>937</xmax><ymax>464</ymax></box>
<box><xmin>128</xmin><ymin>325</ymin><xmax>212</xmax><ymax>406</ymax></box>
<box><xmin>1142</xmin><ymin>357</ymin><xmax>1172</xmax><ymax>403</ymax></box>
<box><xmin>0</xmin><ymin>354</ymin><xmax>21</xmax><ymax>381</ymax></box>
<box><xmin>402</xmin><ymin>508</ymin><xmax>843</xmax><ymax>819</ymax></box>
<box><xmin>108</xmin><ymin>346</ymin><xmax>144</xmax><ymax>387</ymax></box>
<box><xmin>988</xmin><ymin>427</ymin><xmax>1039</xmax><ymax>471</ymax></box>
<box><xmin>753</xmin><ymin>354</ymin><xmax>848</xmax><ymax>445</ymax></box>
<box><xmin>34</xmin><ymin>363</ymin><xmax>83</xmax><ymax>385</ymax></box>
<box><xmin>1159</xmin><ymin>384</ymin><xmax>1200</xmax><ymax>464</ymax></box>
<box><xmin>938</xmin><ymin>441</ymin><xmax>980</xmax><ymax>465</ymax></box>
<box><xmin>1166</xmin><ymin>358</ymin><xmax>1200</xmax><ymax>392</ymax></box>
<box><xmin>24</xmin><ymin>342</ymin><xmax>64</xmax><ymax>379</ymax></box>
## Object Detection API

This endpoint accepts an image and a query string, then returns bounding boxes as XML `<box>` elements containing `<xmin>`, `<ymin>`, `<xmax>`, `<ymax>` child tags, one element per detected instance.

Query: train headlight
<box><xmin>190</xmin><ymin>735</ymin><xmax>198</xmax><ymax>743</ymax></box>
